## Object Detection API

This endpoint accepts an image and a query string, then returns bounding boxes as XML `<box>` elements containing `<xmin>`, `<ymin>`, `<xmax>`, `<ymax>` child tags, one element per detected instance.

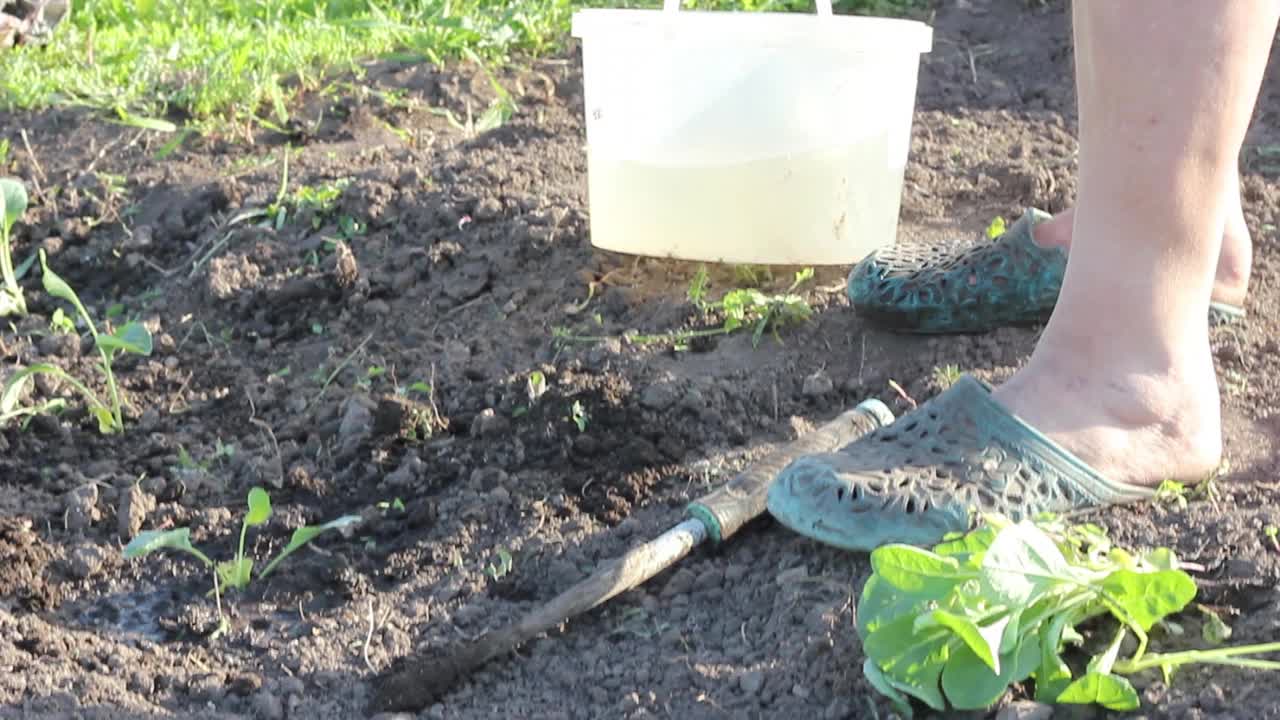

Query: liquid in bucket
<box><xmin>586</xmin><ymin>135</ymin><xmax>905</xmax><ymax>266</ymax></box>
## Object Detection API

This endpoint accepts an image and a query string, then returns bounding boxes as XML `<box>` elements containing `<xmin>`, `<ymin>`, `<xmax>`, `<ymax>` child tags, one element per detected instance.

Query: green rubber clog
<box><xmin>766</xmin><ymin>374</ymin><xmax>1154</xmax><ymax>552</ymax></box>
<box><xmin>848</xmin><ymin>208</ymin><xmax>1246</xmax><ymax>334</ymax></box>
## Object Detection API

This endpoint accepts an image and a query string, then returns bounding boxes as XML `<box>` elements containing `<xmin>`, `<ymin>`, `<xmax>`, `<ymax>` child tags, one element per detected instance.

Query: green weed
<box><xmin>859</xmin><ymin>514</ymin><xmax>1280</xmax><ymax>716</ymax></box>
<box><xmin>570</xmin><ymin>400</ymin><xmax>588</xmax><ymax>432</ymax></box>
<box><xmin>557</xmin><ymin>267</ymin><xmax>816</xmax><ymax>350</ymax></box>
<box><xmin>985</xmin><ymin>215</ymin><xmax>1007</xmax><ymax>239</ymax></box>
<box><xmin>931</xmin><ymin>364</ymin><xmax>962</xmax><ymax>389</ymax></box>
<box><xmin>1</xmin><ymin>250</ymin><xmax>153</xmax><ymax>434</ymax></box>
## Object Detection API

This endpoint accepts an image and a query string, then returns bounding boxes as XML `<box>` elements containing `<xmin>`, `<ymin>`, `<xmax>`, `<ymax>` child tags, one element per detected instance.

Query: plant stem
<box><xmin>187</xmin><ymin>546</ymin><xmax>215</xmax><ymax>567</ymax></box>
<box><xmin>236</xmin><ymin>519</ymin><xmax>250</xmax><ymax>587</ymax></box>
<box><xmin>1116</xmin><ymin>642</ymin><xmax>1280</xmax><ymax>673</ymax></box>
<box><xmin>99</xmin><ymin>348</ymin><xmax>123</xmax><ymax>430</ymax></box>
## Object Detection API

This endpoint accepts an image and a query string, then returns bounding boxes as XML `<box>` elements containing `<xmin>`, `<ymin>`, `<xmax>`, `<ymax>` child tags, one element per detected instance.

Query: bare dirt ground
<box><xmin>4</xmin><ymin>1</ymin><xmax>1280</xmax><ymax>718</ymax></box>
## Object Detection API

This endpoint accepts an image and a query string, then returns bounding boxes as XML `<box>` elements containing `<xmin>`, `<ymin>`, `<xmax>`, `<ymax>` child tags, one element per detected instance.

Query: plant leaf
<box><xmin>1100</xmin><ymin>568</ymin><xmax>1197</xmax><ymax>632</ymax></box>
<box><xmin>1055</xmin><ymin>672</ymin><xmax>1140</xmax><ymax>711</ymax></box>
<box><xmin>97</xmin><ymin>322</ymin><xmax>154</xmax><ymax>356</ymax></box>
<box><xmin>245</xmin><ymin>487</ymin><xmax>272</xmax><ymax>526</ymax></box>
<box><xmin>861</xmin><ymin>611</ymin><xmax>950</xmax><ymax>711</ymax></box>
<box><xmin>871</xmin><ymin>544</ymin><xmax>973</xmax><ymax>596</ymax></box>
<box><xmin>856</xmin><ymin>573</ymin><xmax>935</xmax><ymax>639</ymax></box>
<box><xmin>38</xmin><ymin>250</ymin><xmax>80</xmax><ymax>307</ymax></box>
<box><xmin>122</xmin><ymin>527</ymin><xmax>211</xmax><ymax>566</ymax></box>
<box><xmin>941</xmin><ymin>628</ymin><xmax>1039</xmax><ymax>710</ymax></box>
<box><xmin>0</xmin><ymin>177</ymin><xmax>26</xmax><ymax>236</ymax></box>
<box><xmin>933</xmin><ymin>524</ymin><xmax>997</xmax><ymax>566</ymax></box>
<box><xmin>929</xmin><ymin>609</ymin><xmax>1007</xmax><ymax>674</ymax></box>
<box><xmin>862</xmin><ymin>658</ymin><xmax>917</xmax><ymax>719</ymax></box>
<box><xmin>0</xmin><ymin>366</ymin><xmax>37</xmax><ymax>415</ymax></box>
<box><xmin>980</xmin><ymin>521</ymin><xmax>1095</xmax><ymax>607</ymax></box>
<box><xmin>91</xmin><ymin>405</ymin><xmax>119</xmax><ymax>434</ymax></box>
<box><xmin>1033</xmin><ymin>617</ymin><xmax>1075</xmax><ymax>703</ymax></box>
<box><xmin>257</xmin><ymin>515</ymin><xmax>361</xmax><ymax>580</ymax></box>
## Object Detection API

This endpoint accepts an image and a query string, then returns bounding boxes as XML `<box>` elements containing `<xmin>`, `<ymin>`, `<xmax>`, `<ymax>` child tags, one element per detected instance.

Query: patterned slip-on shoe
<box><xmin>849</xmin><ymin>208</ymin><xmax>1245</xmax><ymax>334</ymax></box>
<box><xmin>766</xmin><ymin>374</ymin><xmax>1154</xmax><ymax>552</ymax></box>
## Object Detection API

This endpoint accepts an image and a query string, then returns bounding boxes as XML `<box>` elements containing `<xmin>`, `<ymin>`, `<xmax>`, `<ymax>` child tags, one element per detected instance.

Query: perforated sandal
<box><xmin>766</xmin><ymin>374</ymin><xmax>1155</xmax><ymax>551</ymax></box>
<box><xmin>848</xmin><ymin>208</ymin><xmax>1246</xmax><ymax>334</ymax></box>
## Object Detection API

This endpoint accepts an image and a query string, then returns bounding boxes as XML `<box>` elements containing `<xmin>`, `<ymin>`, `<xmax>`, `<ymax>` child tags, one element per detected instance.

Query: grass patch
<box><xmin>0</xmin><ymin>0</ymin><xmax>924</xmax><ymax>131</ymax></box>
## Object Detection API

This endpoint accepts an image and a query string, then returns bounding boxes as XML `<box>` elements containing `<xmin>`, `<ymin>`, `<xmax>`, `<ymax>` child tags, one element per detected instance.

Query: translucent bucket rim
<box><xmin>571</xmin><ymin>9</ymin><xmax>933</xmax><ymax>54</ymax></box>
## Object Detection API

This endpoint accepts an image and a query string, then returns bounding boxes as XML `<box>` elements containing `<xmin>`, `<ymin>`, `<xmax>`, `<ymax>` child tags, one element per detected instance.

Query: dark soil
<box><xmin>4</xmin><ymin>1</ymin><xmax>1280</xmax><ymax>718</ymax></box>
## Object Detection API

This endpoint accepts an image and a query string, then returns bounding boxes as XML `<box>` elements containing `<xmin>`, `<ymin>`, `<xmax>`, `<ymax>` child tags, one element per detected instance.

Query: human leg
<box><xmin>770</xmin><ymin>0</ymin><xmax>1279</xmax><ymax>550</ymax></box>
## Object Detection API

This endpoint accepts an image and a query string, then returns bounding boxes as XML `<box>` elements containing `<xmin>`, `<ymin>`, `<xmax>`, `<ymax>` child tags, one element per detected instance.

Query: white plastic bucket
<box><xmin>571</xmin><ymin>2</ymin><xmax>932</xmax><ymax>266</ymax></box>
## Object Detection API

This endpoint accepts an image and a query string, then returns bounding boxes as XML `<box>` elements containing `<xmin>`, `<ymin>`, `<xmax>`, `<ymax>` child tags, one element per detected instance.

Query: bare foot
<box><xmin>991</xmin><ymin>334</ymin><xmax>1222</xmax><ymax>488</ymax></box>
<box><xmin>1033</xmin><ymin>192</ymin><xmax>1252</xmax><ymax>309</ymax></box>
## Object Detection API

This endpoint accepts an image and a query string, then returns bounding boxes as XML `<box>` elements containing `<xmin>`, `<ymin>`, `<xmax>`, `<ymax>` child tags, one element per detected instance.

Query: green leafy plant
<box><xmin>1266</xmin><ymin>525</ymin><xmax>1280</xmax><ymax>553</ymax></box>
<box><xmin>858</xmin><ymin>514</ymin><xmax>1280</xmax><ymax>716</ymax></box>
<box><xmin>0</xmin><ymin>250</ymin><xmax>153</xmax><ymax>434</ymax></box>
<box><xmin>0</xmin><ymin>177</ymin><xmax>28</xmax><ymax>317</ymax></box>
<box><xmin>123</xmin><ymin>487</ymin><xmax>361</xmax><ymax>632</ymax></box>
<box><xmin>720</xmin><ymin>267</ymin><xmax>815</xmax><ymax>346</ymax></box>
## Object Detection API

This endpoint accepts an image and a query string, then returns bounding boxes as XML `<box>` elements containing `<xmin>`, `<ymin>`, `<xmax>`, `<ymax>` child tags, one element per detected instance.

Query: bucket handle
<box><xmin>662</xmin><ymin>0</ymin><xmax>834</xmax><ymax>16</ymax></box>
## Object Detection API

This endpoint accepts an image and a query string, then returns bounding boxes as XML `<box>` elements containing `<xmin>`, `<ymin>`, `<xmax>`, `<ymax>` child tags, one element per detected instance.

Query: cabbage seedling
<box><xmin>0</xmin><ymin>177</ymin><xmax>27</xmax><ymax>317</ymax></box>
<box><xmin>0</xmin><ymin>249</ymin><xmax>153</xmax><ymax>433</ymax></box>
<box><xmin>124</xmin><ymin>487</ymin><xmax>361</xmax><ymax>629</ymax></box>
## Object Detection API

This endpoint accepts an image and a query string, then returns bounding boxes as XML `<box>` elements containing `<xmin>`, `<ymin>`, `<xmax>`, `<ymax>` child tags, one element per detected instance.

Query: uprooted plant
<box><xmin>0</xmin><ymin>177</ymin><xmax>28</xmax><ymax>317</ymax></box>
<box><xmin>123</xmin><ymin>486</ymin><xmax>360</xmax><ymax>637</ymax></box>
<box><xmin>0</xmin><ymin>250</ymin><xmax>153</xmax><ymax>433</ymax></box>
<box><xmin>858</xmin><ymin>514</ymin><xmax>1280</xmax><ymax>717</ymax></box>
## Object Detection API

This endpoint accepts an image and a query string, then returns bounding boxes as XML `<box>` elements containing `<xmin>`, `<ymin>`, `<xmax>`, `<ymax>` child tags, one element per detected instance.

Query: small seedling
<box><xmin>570</xmin><ymin>400</ymin><xmax>588</xmax><ymax>432</ymax></box>
<box><xmin>48</xmin><ymin>307</ymin><xmax>75</xmax><ymax>334</ymax></box>
<box><xmin>1154</xmin><ymin>479</ymin><xmax>1188</xmax><ymax>509</ymax></box>
<box><xmin>0</xmin><ymin>177</ymin><xmax>28</xmax><ymax>317</ymax></box>
<box><xmin>859</xmin><ymin>514</ymin><xmax>1280</xmax><ymax>716</ymax></box>
<box><xmin>1198</xmin><ymin>604</ymin><xmax>1233</xmax><ymax>645</ymax></box>
<box><xmin>985</xmin><ymin>215</ymin><xmax>1007</xmax><ymax>239</ymax></box>
<box><xmin>1</xmin><ymin>250</ymin><xmax>153</xmax><ymax>433</ymax></box>
<box><xmin>931</xmin><ymin>364</ymin><xmax>962</xmax><ymax>389</ymax></box>
<box><xmin>486</xmin><ymin>547</ymin><xmax>514</xmax><ymax>580</ymax></box>
<box><xmin>687</xmin><ymin>265</ymin><xmax>710</xmax><ymax>309</ymax></box>
<box><xmin>123</xmin><ymin>486</ymin><xmax>360</xmax><ymax>633</ymax></box>
<box><xmin>527</xmin><ymin>370</ymin><xmax>547</xmax><ymax>403</ymax></box>
<box><xmin>1265</xmin><ymin>525</ymin><xmax>1280</xmax><ymax>553</ymax></box>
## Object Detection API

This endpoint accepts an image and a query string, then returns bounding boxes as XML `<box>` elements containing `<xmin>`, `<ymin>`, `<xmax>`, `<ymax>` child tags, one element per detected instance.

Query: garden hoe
<box><xmin>369</xmin><ymin>397</ymin><xmax>895</xmax><ymax>713</ymax></box>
